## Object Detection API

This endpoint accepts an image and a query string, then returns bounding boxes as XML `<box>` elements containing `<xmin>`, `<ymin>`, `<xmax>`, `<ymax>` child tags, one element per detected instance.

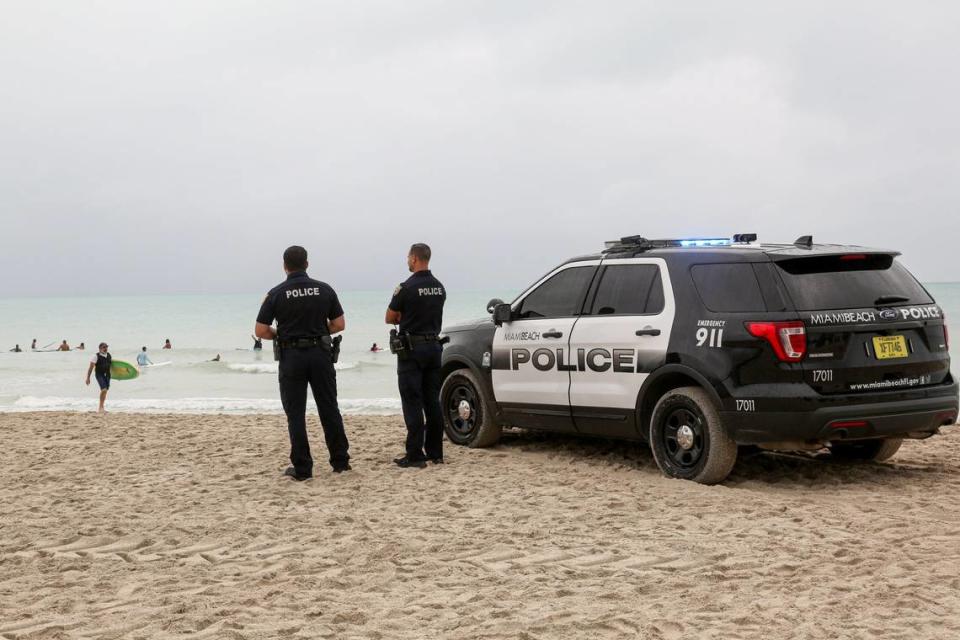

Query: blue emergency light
<box><xmin>678</xmin><ymin>238</ymin><xmax>731</xmax><ymax>247</ymax></box>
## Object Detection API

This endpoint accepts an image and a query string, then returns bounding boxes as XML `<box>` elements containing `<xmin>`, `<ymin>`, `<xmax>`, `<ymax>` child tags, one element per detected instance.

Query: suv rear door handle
<box><xmin>542</xmin><ymin>330</ymin><xmax>564</xmax><ymax>339</ymax></box>
<box><xmin>635</xmin><ymin>328</ymin><xmax>661</xmax><ymax>337</ymax></box>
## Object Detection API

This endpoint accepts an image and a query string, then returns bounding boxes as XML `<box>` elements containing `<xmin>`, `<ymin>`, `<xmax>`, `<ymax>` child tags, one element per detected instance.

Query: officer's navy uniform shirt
<box><xmin>257</xmin><ymin>271</ymin><xmax>344</xmax><ymax>339</ymax></box>
<box><xmin>389</xmin><ymin>270</ymin><xmax>446</xmax><ymax>334</ymax></box>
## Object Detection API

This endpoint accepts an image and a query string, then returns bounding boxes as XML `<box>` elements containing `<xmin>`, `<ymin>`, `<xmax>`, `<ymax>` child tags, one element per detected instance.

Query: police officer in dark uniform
<box><xmin>255</xmin><ymin>246</ymin><xmax>351</xmax><ymax>480</ymax></box>
<box><xmin>385</xmin><ymin>243</ymin><xmax>446</xmax><ymax>468</ymax></box>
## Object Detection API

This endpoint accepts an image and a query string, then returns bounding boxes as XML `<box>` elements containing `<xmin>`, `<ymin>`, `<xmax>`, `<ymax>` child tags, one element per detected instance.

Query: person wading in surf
<box><xmin>85</xmin><ymin>342</ymin><xmax>112</xmax><ymax>413</ymax></box>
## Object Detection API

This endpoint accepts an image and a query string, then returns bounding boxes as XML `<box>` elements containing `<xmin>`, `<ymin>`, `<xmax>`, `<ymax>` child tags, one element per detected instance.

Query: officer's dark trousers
<box><xmin>398</xmin><ymin>344</ymin><xmax>443</xmax><ymax>461</ymax></box>
<box><xmin>279</xmin><ymin>346</ymin><xmax>350</xmax><ymax>475</ymax></box>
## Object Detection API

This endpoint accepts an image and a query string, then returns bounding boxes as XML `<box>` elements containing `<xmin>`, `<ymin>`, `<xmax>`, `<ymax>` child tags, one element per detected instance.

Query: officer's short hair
<box><xmin>410</xmin><ymin>243</ymin><xmax>431</xmax><ymax>263</ymax></box>
<box><xmin>284</xmin><ymin>245</ymin><xmax>308</xmax><ymax>271</ymax></box>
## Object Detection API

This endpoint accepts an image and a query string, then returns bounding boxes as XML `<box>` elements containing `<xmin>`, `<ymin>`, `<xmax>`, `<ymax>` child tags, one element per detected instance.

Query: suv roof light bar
<box><xmin>603</xmin><ymin>235</ymin><xmax>734</xmax><ymax>254</ymax></box>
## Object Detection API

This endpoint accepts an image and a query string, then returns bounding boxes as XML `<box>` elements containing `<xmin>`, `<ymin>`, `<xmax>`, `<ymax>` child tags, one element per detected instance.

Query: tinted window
<box><xmin>516</xmin><ymin>266</ymin><xmax>595</xmax><ymax>318</ymax></box>
<box><xmin>692</xmin><ymin>263</ymin><xmax>766</xmax><ymax>312</ymax></box>
<box><xmin>590</xmin><ymin>264</ymin><xmax>664</xmax><ymax>315</ymax></box>
<box><xmin>776</xmin><ymin>255</ymin><xmax>932</xmax><ymax>311</ymax></box>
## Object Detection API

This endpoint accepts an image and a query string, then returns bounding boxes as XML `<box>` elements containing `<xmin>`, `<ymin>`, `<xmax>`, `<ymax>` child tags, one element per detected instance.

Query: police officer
<box><xmin>385</xmin><ymin>243</ymin><xmax>446</xmax><ymax>468</ymax></box>
<box><xmin>255</xmin><ymin>245</ymin><xmax>351</xmax><ymax>480</ymax></box>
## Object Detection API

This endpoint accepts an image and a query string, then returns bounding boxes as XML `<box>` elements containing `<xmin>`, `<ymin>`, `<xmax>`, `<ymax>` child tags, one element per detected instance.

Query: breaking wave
<box><xmin>225</xmin><ymin>361</ymin><xmax>358</xmax><ymax>374</ymax></box>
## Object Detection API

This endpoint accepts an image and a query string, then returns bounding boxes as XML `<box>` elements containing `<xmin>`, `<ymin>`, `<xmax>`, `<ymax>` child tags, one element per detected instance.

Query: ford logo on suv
<box><xmin>879</xmin><ymin>309</ymin><xmax>898</xmax><ymax>320</ymax></box>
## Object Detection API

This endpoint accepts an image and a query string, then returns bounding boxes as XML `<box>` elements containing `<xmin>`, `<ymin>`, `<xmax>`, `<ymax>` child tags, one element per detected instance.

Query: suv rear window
<box><xmin>775</xmin><ymin>255</ymin><xmax>932</xmax><ymax>311</ymax></box>
<box><xmin>691</xmin><ymin>264</ymin><xmax>766</xmax><ymax>312</ymax></box>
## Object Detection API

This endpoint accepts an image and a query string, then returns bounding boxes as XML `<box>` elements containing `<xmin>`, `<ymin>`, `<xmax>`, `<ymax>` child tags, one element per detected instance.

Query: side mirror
<box><xmin>493</xmin><ymin>303</ymin><xmax>513</xmax><ymax>326</ymax></box>
<box><xmin>486</xmin><ymin>298</ymin><xmax>504</xmax><ymax>314</ymax></box>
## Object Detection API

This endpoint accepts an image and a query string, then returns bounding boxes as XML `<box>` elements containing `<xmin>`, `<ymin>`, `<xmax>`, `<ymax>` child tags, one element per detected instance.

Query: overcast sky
<box><xmin>1</xmin><ymin>1</ymin><xmax>958</xmax><ymax>298</ymax></box>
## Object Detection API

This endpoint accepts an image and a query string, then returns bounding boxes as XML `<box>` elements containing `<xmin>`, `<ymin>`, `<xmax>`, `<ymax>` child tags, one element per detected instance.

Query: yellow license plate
<box><xmin>873</xmin><ymin>335</ymin><xmax>908</xmax><ymax>360</ymax></box>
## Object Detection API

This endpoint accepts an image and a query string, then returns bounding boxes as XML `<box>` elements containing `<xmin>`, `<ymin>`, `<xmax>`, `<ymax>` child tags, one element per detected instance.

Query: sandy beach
<box><xmin>1</xmin><ymin>412</ymin><xmax>958</xmax><ymax>639</ymax></box>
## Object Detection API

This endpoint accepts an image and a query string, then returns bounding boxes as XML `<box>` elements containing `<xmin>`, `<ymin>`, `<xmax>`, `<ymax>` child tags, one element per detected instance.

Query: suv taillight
<box><xmin>746</xmin><ymin>321</ymin><xmax>807</xmax><ymax>362</ymax></box>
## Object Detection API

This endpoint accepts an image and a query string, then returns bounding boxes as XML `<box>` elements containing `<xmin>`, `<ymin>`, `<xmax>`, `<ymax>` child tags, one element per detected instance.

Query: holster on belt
<box><xmin>330</xmin><ymin>335</ymin><xmax>342</xmax><ymax>364</ymax></box>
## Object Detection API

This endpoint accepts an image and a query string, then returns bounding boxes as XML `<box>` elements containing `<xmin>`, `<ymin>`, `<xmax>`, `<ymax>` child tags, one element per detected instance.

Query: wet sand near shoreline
<box><xmin>1</xmin><ymin>412</ymin><xmax>958</xmax><ymax>639</ymax></box>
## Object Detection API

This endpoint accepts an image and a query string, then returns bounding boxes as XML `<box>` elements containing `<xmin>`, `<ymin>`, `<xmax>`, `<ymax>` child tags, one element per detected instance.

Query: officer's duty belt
<box><xmin>406</xmin><ymin>334</ymin><xmax>440</xmax><ymax>346</ymax></box>
<box><xmin>278</xmin><ymin>336</ymin><xmax>331</xmax><ymax>350</ymax></box>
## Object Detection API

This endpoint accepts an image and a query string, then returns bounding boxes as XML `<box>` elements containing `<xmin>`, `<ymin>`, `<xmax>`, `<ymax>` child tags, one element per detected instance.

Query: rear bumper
<box><xmin>721</xmin><ymin>379</ymin><xmax>959</xmax><ymax>444</ymax></box>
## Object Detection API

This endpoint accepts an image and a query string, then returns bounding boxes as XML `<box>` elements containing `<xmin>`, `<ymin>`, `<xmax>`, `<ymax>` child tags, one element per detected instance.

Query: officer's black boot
<box><xmin>393</xmin><ymin>456</ymin><xmax>427</xmax><ymax>469</ymax></box>
<box><xmin>284</xmin><ymin>466</ymin><xmax>312</xmax><ymax>481</ymax></box>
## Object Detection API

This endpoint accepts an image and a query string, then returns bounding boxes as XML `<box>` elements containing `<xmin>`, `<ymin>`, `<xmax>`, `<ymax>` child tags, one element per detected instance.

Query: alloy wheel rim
<box><xmin>447</xmin><ymin>384</ymin><xmax>479</xmax><ymax>435</ymax></box>
<box><xmin>662</xmin><ymin>407</ymin><xmax>706</xmax><ymax>469</ymax></box>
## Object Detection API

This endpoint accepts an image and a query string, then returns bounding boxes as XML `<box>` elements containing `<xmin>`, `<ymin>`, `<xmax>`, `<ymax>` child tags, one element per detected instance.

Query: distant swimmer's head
<box><xmin>283</xmin><ymin>245</ymin><xmax>308</xmax><ymax>274</ymax></box>
<box><xmin>142</xmin><ymin>346</ymin><xmax>147</xmax><ymax>352</ymax></box>
<box><xmin>408</xmin><ymin>243</ymin><xmax>431</xmax><ymax>272</ymax></box>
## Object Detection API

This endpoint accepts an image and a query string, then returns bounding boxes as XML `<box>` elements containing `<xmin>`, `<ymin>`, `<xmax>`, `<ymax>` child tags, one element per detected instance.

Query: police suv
<box><xmin>438</xmin><ymin>235</ymin><xmax>958</xmax><ymax>484</ymax></box>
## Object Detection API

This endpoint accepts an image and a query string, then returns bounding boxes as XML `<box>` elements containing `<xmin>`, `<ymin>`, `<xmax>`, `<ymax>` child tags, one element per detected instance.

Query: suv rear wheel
<box><xmin>829</xmin><ymin>438</ymin><xmax>903</xmax><ymax>462</ymax></box>
<box><xmin>440</xmin><ymin>368</ymin><xmax>502</xmax><ymax>448</ymax></box>
<box><xmin>649</xmin><ymin>387</ymin><xmax>738</xmax><ymax>484</ymax></box>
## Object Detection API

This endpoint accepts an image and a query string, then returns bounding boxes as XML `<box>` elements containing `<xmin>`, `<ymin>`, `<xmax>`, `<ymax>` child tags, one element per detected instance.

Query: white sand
<box><xmin>1</xmin><ymin>412</ymin><xmax>958</xmax><ymax>639</ymax></box>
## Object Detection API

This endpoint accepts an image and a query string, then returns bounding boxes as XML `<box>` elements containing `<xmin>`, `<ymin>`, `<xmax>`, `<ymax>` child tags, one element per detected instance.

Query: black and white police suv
<box><xmin>438</xmin><ymin>234</ymin><xmax>958</xmax><ymax>484</ymax></box>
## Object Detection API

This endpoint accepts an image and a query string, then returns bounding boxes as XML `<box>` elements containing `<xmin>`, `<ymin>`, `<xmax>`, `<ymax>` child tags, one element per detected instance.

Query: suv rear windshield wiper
<box><xmin>874</xmin><ymin>295</ymin><xmax>910</xmax><ymax>305</ymax></box>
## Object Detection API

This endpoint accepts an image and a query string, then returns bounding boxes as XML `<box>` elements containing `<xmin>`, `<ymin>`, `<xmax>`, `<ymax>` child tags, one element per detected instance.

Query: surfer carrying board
<box><xmin>136</xmin><ymin>347</ymin><xmax>152</xmax><ymax>368</ymax></box>
<box><xmin>85</xmin><ymin>342</ymin><xmax>112</xmax><ymax>413</ymax></box>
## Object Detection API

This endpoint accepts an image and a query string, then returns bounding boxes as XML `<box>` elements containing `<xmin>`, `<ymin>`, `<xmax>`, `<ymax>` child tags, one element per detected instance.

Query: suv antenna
<box><xmin>793</xmin><ymin>235</ymin><xmax>813</xmax><ymax>248</ymax></box>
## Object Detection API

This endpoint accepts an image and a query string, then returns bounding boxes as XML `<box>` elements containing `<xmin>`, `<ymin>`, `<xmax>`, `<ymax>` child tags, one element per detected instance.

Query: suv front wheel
<box><xmin>649</xmin><ymin>387</ymin><xmax>738</xmax><ymax>484</ymax></box>
<box><xmin>440</xmin><ymin>368</ymin><xmax>502</xmax><ymax>448</ymax></box>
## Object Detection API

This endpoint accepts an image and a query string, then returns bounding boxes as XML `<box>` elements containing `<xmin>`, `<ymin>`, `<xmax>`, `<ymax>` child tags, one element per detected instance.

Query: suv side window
<box><xmin>691</xmin><ymin>263</ymin><xmax>766</xmax><ymax>312</ymax></box>
<box><xmin>589</xmin><ymin>264</ymin><xmax>664</xmax><ymax>315</ymax></box>
<box><xmin>515</xmin><ymin>266</ymin><xmax>595</xmax><ymax>319</ymax></box>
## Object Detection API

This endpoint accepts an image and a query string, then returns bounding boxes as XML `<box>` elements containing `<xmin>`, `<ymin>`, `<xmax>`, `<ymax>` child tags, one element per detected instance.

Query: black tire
<box><xmin>830</xmin><ymin>438</ymin><xmax>903</xmax><ymax>462</ymax></box>
<box><xmin>648</xmin><ymin>386</ymin><xmax>738</xmax><ymax>484</ymax></box>
<box><xmin>440</xmin><ymin>368</ymin><xmax>502</xmax><ymax>448</ymax></box>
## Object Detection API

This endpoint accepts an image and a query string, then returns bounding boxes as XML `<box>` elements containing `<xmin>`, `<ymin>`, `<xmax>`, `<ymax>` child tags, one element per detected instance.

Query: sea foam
<box><xmin>226</xmin><ymin>361</ymin><xmax>357</xmax><ymax>374</ymax></box>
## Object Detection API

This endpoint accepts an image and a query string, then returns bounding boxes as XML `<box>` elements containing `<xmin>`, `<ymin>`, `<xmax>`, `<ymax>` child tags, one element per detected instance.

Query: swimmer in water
<box><xmin>137</xmin><ymin>347</ymin><xmax>153</xmax><ymax>368</ymax></box>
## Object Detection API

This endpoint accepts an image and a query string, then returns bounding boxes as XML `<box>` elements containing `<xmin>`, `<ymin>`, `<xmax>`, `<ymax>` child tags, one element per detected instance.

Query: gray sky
<box><xmin>1</xmin><ymin>1</ymin><xmax>958</xmax><ymax>298</ymax></box>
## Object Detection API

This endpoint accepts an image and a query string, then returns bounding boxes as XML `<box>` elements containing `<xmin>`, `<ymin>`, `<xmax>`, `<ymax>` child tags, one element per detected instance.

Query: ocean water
<box><xmin>0</xmin><ymin>284</ymin><xmax>957</xmax><ymax>414</ymax></box>
<box><xmin>0</xmin><ymin>290</ymin><xmax>506</xmax><ymax>414</ymax></box>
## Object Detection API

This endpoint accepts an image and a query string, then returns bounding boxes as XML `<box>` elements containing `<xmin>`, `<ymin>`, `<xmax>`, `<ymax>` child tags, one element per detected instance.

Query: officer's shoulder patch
<box><xmin>393</xmin><ymin>283</ymin><xmax>403</xmax><ymax>296</ymax></box>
